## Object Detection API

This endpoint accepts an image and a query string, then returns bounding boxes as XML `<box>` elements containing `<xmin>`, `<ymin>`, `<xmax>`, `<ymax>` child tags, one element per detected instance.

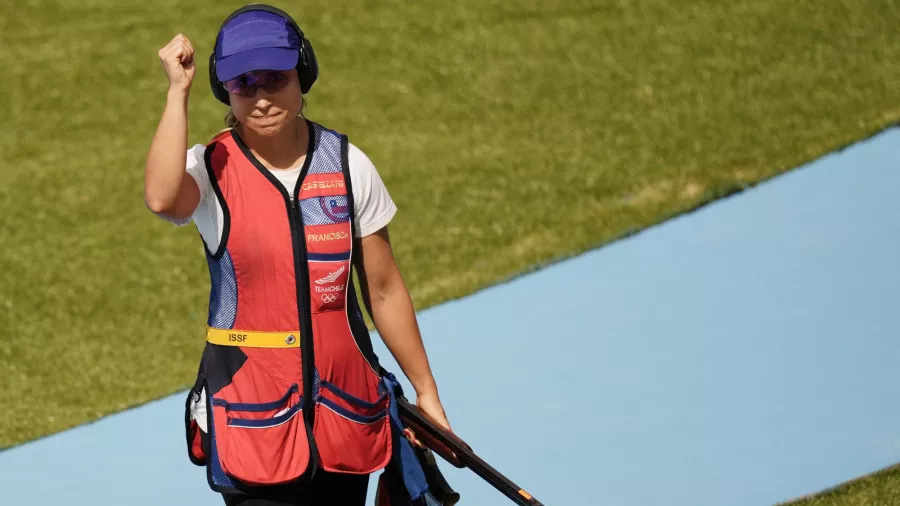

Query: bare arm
<box><xmin>143</xmin><ymin>34</ymin><xmax>200</xmax><ymax>220</ymax></box>
<box><xmin>355</xmin><ymin>226</ymin><xmax>451</xmax><ymax>431</ymax></box>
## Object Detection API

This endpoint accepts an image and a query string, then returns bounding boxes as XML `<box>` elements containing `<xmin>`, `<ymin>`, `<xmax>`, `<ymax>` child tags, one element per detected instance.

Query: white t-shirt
<box><xmin>168</xmin><ymin>139</ymin><xmax>397</xmax><ymax>252</ymax></box>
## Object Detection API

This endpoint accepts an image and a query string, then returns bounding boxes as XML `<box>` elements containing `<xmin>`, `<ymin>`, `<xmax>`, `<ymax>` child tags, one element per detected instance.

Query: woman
<box><xmin>143</xmin><ymin>4</ymin><xmax>451</xmax><ymax>505</ymax></box>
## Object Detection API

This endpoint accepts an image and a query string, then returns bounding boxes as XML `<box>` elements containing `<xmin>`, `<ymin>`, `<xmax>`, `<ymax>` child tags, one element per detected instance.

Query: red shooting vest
<box><xmin>184</xmin><ymin>121</ymin><xmax>392</xmax><ymax>492</ymax></box>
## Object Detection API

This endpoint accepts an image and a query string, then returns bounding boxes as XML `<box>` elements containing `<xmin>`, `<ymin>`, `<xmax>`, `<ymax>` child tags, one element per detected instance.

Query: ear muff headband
<box><xmin>209</xmin><ymin>3</ymin><xmax>318</xmax><ymax>105</ymax></box>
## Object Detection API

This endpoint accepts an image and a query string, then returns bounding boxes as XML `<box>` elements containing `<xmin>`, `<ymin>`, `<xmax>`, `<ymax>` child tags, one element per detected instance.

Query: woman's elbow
<box><xmin>366</xmin><ymin>273</ymin><xmax>398</xmax><ymax>303</ymax></box>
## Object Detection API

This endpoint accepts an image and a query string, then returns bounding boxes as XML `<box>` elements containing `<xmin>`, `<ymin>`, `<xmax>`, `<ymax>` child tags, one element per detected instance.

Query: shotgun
<box><xmin>396</xmin><ymin>396</ymin><xmax>546</xmax><ymax>506</ymax></box>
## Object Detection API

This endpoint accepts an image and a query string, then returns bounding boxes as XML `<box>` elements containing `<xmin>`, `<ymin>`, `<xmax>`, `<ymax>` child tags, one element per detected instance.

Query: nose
<box><xmin>254</xmin><ymin>92</ymin><xmax>274</xmax><ymax>108</ymax></box>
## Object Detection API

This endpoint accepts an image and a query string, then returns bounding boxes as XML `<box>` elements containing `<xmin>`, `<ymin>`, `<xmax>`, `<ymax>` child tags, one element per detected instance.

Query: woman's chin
<box><xmin>247</xmin><ymin>121</ymin><xmax>284</xmax><ymax>137</ymax></box>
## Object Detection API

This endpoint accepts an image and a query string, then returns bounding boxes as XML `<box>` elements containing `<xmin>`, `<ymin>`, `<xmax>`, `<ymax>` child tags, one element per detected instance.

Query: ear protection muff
<box><xmin>208</xmin><ymin>3</ymin><xmax>318</xmax><ymax>105</ymax></box>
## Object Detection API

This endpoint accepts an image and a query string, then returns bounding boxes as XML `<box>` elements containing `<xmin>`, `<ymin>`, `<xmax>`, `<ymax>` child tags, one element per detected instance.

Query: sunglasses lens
<box><xmin>262</xmin><ymin>72</ymin><xmax>288</xmax><ymax>92</ymax></box>
<box><xmin>224</xmin><ymin>73</ymin><xmax>259</xmax><ymax>96</ymax></box>
<box><xmin>223</xmin><ymin>71</ymin><xmax>289</xmax><ymax>97</ymax></box>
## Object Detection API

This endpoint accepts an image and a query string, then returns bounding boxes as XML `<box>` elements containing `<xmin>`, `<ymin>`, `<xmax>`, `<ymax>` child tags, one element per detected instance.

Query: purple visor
<box><xmin>214</xmin><ymin>10</ymin><xmax>301</xmax><ymax>83</ymax></box>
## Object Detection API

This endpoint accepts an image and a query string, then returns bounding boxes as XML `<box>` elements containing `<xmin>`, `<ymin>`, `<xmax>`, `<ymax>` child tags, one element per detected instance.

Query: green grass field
<box><xmin>2</xmin><ymin>0</ymin><xmax>899</xmax><ymax>503</ymax></box>
<box><xmin>779</xmin><ymin>465</ymin><xmax>900</xmax><ymax>506</ymax></box>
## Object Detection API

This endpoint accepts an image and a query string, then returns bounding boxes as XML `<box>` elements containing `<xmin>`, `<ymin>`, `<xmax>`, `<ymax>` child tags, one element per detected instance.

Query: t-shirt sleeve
<box><xmin>348</xmin><ymin>142</ymin><xmax>397</xmax><ymax>238</ymax></box>
<box><xmin>167</xmin><ymin>143</ymin><xmax>210</xmax><ymax>227</ymax></box>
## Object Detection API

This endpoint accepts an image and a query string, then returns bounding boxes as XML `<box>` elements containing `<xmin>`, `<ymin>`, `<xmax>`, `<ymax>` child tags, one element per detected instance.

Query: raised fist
<box><xmin>158</xmin><ymin>34</ymin><xmax>196</xmax><ymax>93</ymax></box>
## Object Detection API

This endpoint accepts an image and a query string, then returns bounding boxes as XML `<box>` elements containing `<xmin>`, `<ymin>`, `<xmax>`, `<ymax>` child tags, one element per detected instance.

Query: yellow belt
<box><xmin>206</xmin><ymin>327</ymin><xmax>301</xmax><ymax>348</ymax></box>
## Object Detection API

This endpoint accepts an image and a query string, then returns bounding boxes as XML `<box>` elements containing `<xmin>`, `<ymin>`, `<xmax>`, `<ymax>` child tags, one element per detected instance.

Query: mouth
<box><xmin>253</xmin><ymin>111</ymin><xmax>282</xmax><ymax>119</ymax></box>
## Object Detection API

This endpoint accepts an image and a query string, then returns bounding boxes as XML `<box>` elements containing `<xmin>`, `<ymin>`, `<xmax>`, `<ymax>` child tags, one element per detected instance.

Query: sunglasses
<box><xmin>223</xmin><ymin>70</ymin><xmax>292</xmax><ymax>98</ymax></box>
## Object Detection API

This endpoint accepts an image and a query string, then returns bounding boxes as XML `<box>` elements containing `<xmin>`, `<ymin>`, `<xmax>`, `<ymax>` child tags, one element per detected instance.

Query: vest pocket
<box><xmin>211</xmin><ymin>383</ymin><xmax>310</xmax><ymax>485</ymax></box>
<box><xmin>184</xmin><ymin>382</ymin><xmax>208</xmax><ymax>466</ymax></box>
<box><xmin>313</xmin><ymin>379</ymin><xmax>392</xmax><ymax>473</ymax></box>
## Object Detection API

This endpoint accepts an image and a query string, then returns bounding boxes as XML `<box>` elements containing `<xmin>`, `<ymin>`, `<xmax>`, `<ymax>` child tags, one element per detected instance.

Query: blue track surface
<box><xmin>2</xmin><ymin>128</ymin><xmax>899</xmax><ymax>506</ymax></box>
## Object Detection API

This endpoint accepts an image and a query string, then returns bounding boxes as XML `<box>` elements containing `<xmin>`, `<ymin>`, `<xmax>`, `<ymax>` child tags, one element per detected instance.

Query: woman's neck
<box><xmin>238</xmin><ymin>117</ymin><xmax>309</xmax><ymax>171</ymax></box>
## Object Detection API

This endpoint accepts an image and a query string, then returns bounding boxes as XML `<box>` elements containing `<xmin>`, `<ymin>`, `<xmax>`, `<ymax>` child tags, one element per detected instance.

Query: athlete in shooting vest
<box><xmin>144</xmin><ymin>4</ymin><xmax>453</xmax><ymax>505</ymax></box>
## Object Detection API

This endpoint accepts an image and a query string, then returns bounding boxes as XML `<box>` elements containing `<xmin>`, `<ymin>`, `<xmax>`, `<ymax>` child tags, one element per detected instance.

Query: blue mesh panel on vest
<box><xmin>299</xmin><ymin>195</ymin><xmax>350</xmax><ymax>225</ymax></box>
<box><xmin>208</xmin><ymin>392</ymin><xmax>237</xmax><ymax>488</ymax></box>
<box><xmin>206</xmin><ymin>249</ymin><xmax>238</xmax><ymax>328</ymax></box>
<box><xmin>306</xmin><ymin>125</ymin><xmax>342</xmax><ymax>175</ymax></box>
<box><xmin>312</xmin><ymin>368</ymin><xmax>321</xmax><ymax>399</ymax></box>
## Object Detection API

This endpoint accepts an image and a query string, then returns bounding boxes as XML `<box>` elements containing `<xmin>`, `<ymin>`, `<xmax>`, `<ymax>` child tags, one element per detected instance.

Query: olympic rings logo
<box><xmin>321</xmin><ymin>294</ymin><xmax>339</xmax><ymax>303</ymax></box>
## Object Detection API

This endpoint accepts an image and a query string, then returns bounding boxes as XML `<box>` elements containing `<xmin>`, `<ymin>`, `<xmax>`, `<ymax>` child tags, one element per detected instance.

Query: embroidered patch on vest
<box><xmin>309</xmin><ymin>260</ymin><xmax>350</xmax><ymax>312</ymax></box>
<box><xmin>300</xmin><ymin>195</ymin><xmax>350</xmax><ymax>226</ymax></box>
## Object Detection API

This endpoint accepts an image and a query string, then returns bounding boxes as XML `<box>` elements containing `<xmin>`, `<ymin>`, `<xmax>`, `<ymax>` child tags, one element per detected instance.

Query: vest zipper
<box><xmin>286</xmin><ymin>199</ymin><xmax>316</xmax><ymax>430</ymax></box>
<box><xmin>228</xmin><ymin>124</ymin><xmax>319</xmax><ymax>477</ymax></box>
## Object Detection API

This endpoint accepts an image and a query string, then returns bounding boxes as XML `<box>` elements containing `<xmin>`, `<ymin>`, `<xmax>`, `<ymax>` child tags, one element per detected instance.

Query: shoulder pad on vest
<box><xmin>207</xmin><ymin>129</ymin><xmax>233</xmax><ymax>146</ymax></box>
